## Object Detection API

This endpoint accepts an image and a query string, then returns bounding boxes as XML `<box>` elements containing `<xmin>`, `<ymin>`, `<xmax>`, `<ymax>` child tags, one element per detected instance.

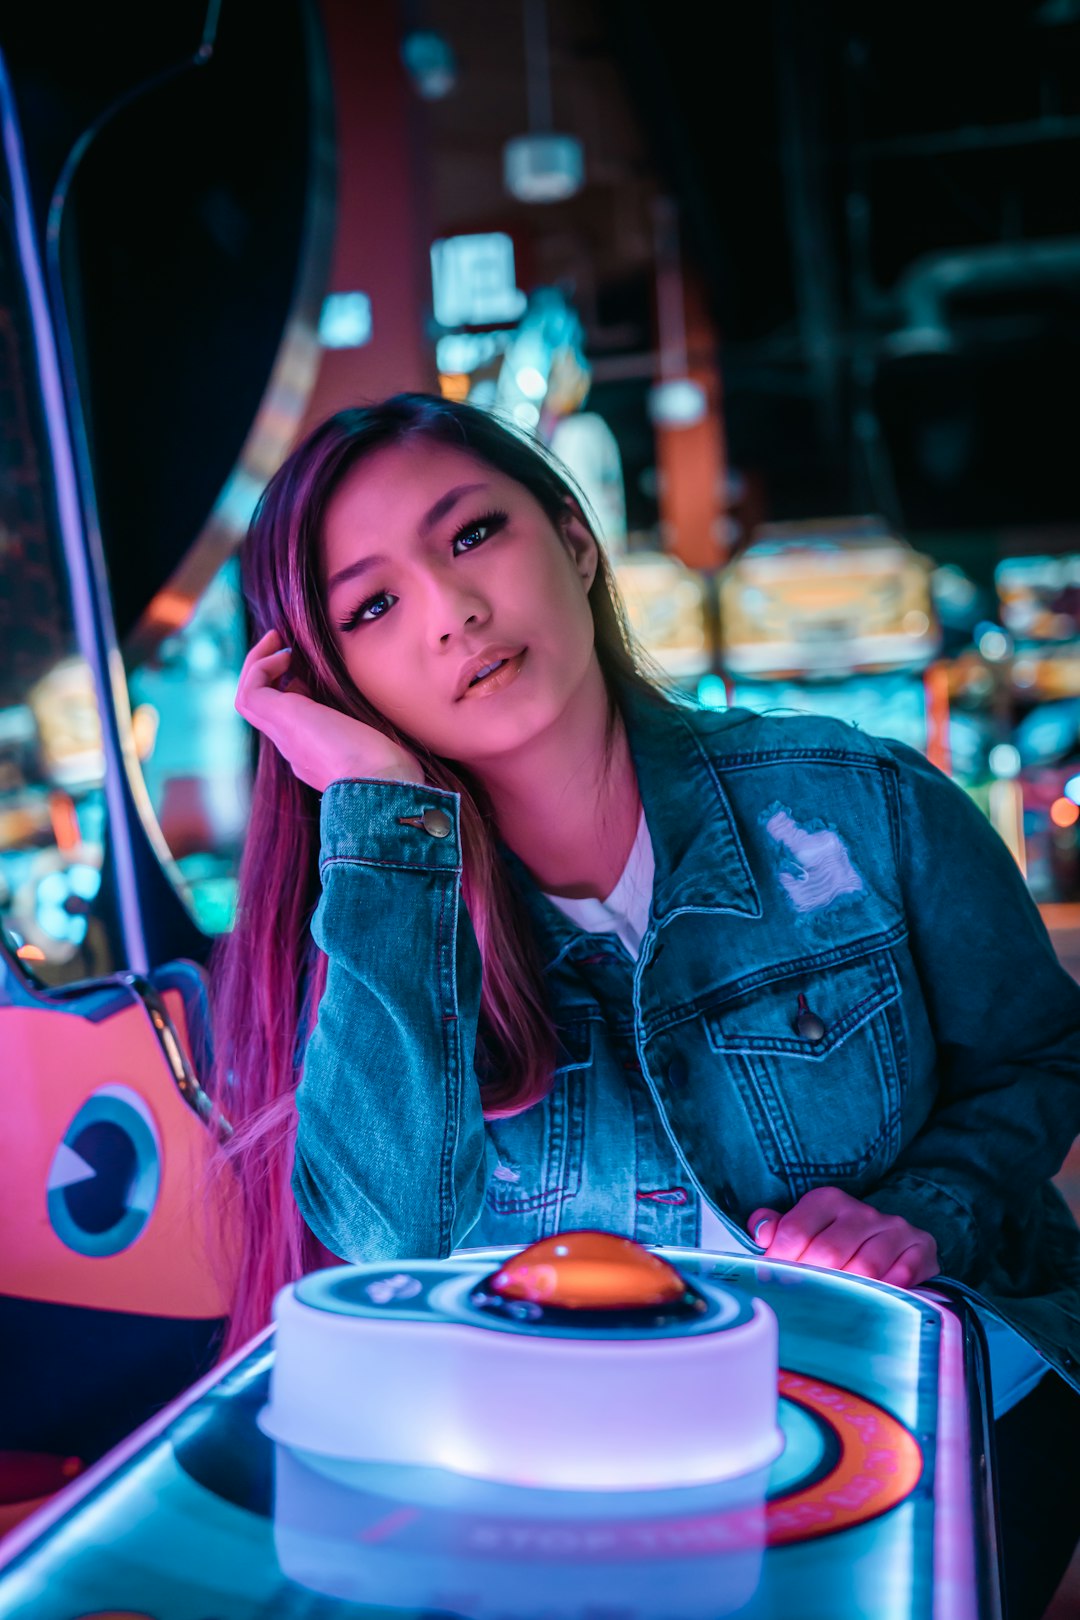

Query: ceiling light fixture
<box><xmin>503</xmin><ymin>0</ymin><xmax>584</xmax><ymax>203</ymax></box>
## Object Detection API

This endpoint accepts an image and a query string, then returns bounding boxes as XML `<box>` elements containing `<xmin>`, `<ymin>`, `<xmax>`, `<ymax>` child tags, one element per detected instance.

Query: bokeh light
<box><xmin>988</xmin><ymin>744</ymin><xmax>1022</xmax><ymax>778</ymax></box>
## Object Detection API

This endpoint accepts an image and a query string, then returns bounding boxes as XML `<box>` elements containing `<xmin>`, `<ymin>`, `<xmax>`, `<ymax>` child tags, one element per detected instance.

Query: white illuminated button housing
<box><xmin>260</xmin><ymin>1233</ymin><xmax>782</xmax><ymax>1492</ymax></box>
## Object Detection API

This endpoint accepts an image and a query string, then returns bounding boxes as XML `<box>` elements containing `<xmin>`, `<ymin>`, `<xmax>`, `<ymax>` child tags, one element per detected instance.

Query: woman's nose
<box><xmin>440</xmin><ymin>616</ymin><xmax>485</xmax><ymax>647</ymax></box>
<box><xmin>432</xmin><ymin>580</ymin><xmax>489</xmax><ymax>642</ymax></box>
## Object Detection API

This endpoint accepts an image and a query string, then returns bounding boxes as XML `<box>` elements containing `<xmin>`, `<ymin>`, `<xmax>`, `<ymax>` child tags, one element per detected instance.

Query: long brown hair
<box><xmin>208</xmin><ymin>394</ymin><xmax>681</xmax><ymax>1352</ymax></box>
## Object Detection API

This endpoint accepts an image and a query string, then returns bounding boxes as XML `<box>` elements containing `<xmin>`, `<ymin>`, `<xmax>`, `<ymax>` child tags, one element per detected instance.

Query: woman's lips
<box><xmin>460</xmin><ymin>649</ymin><xmax>528</xmax><ymax>699</ymax></box>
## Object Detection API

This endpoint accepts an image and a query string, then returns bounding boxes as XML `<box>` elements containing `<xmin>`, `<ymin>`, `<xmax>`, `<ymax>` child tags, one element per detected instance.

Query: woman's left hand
<box><xmin>747</xmin><ymin>1186</ymin><xmax>939</xmax><ymax>1288</ymax></box>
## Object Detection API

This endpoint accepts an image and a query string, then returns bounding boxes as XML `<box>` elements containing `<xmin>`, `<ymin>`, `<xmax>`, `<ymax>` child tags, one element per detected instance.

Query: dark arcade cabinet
<box><xmin>0</xmin><ymin>0</ymin><xmax>333</xmax><ymax>1529</ymax></box>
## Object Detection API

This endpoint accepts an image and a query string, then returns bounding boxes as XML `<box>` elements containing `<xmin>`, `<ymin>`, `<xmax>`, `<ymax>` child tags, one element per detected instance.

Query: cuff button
<box><xmin>421</xmin><ymin>807</ymin><xmax>452</xmax><ymax>838</ymax></box>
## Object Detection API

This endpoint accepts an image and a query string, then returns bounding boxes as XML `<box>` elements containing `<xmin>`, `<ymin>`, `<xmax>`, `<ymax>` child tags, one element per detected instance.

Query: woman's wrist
<box><xmin>330</xmin><ymin>755</ymin><xmax>426</xmax><ymax>789</ymax></box>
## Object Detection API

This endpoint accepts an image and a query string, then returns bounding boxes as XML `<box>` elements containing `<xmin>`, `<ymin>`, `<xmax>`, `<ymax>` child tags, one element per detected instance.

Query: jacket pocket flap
<box><xmin>704</xmin><ymin>951</ymin><xmax>900</xmax><ymax>1060</ymax></box>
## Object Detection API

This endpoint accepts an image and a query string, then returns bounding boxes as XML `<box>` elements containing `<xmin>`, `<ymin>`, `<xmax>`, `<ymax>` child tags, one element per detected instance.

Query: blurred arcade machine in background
<box><xmin>716</xmin><ymin>515</ymin><xmax>948</xmax><ymax>759</ymax></box>
<box><xmin>714</xmin><ymin>515</ymin><xmax>1023</xmax><ymax>864</ymax></box>
<box><xmin>997</xmin><ymin>554</ymin><xmax>1080</xmax><ymax>915</ymax></box>
<box><xmin>0</xmin><ymin>0</ymin><xmax>386</xmax><ymax>1530</ymax></box>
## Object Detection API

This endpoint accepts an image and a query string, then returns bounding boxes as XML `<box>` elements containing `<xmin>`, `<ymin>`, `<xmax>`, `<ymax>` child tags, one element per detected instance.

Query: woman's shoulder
<box><xmin>673</xmin><ymin>700</ymin><xmax>978</xmax><ymax>852</ymax></box>
<box><xmin>625</xmin><ymin>684</ymin><xmax>938</xmax><ymax>801</ymax></box>
<box><xmin>674</xmin><ymin>697</ymin><xmax>898</xmax><ymax>768</ymax></box>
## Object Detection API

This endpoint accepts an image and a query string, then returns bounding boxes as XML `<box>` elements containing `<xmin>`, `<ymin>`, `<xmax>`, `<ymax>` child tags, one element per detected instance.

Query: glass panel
<box><xmin>0</xmin><ymin>197</ymin><xmax>115</xmax><ymax>985</ymax></box>
<box><xmin>126</xmin><ymin>556</ymin><xmax>251</xmax><ymax>936</ymax></box>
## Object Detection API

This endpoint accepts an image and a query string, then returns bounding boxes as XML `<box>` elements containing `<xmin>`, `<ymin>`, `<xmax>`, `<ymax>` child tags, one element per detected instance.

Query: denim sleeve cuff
<box><xmin>863</xmin><ymin>1172</ymin><xmax>981</xmax><ymax>1280</ymax></box>
<box><xmin>319</xmin><ymin>778</ymin><xmax>462</xmax><ymax>871</ymax></box>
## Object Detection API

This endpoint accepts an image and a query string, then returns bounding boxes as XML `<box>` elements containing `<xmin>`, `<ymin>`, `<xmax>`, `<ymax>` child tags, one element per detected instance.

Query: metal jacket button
<box><xmin>795</xmin><ymin>993</ymin><xmax>826</xmax><ymax>1042</ymax></box>
<box><xmin>398</xmin><ymin>807</ymin><xmax>453</xmax><ymax>837</ymax></box>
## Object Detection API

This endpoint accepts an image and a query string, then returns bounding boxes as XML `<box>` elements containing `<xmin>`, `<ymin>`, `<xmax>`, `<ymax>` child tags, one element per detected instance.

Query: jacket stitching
<box><xmin>644</xmin><ymin>926</ymin><xmax>908</xmax><ymax>1039</ymax></box>
<box><xmin>795</xmin><ymin>1109</ymin><xmax>896</xmax><ymax>1176</ymax></box>
<box><xmin>319</xmin><ymin>855</ymin><xmax>462</xmax><ymax>876</ymax></box>
<box><xmin>715</xmin><ymin>750</ymin><xmax>887</xmax><ymax>771</ymax></box>
<box><xmin>486</xmin><ymin>1187</ymin><xmax>566</xmax><ymax>1213</ymax></box>
<box><xmin>680</xmin><ymin>718</ymin><xmax>760</xmax><ymax>901</ymax></box>
<box><xmin>436</xmin><ymin>871</ymin><xmax>455</xmax><ymax>1253</ymax></box>
<box><xmin>704</xmin><ymin>972</ymin><xmax>902</xmax><ymax>1059</ymax></box>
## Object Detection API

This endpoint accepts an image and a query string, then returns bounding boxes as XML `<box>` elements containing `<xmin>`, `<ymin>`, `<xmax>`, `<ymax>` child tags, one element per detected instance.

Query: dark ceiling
<box><xmin>423</xmin><ymin>0</ymin><xmax>1080</xmax><ymax>543</ymax></box>
<box><xmin>3</xmin><ymin>0</ymin><xmax>1078</xmax><ymax>578</ymax></box>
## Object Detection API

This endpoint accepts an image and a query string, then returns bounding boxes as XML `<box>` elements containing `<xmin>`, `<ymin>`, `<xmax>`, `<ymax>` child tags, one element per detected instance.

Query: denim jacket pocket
<box><xmin>703</xmin><ymin>950</ymin><xmax>905</xmax><ymax>1194</ymax></box>
<box><xmin>483</xmin><ymin>1018</ymin><xmax>592</xmax><ymax>1225</ymax></box>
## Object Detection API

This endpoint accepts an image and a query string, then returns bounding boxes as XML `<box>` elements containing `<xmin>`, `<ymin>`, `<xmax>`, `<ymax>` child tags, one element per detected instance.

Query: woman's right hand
<box><xmin>235</xmin><ymin>629</ymin><xmax>426</xmax><ymax>793</ymax></box>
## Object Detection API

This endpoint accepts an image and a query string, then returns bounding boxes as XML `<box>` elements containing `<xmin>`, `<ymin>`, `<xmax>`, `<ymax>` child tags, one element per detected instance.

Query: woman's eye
<box><xmin>339</xmin><ymin>592</ymin><xmax>396</xmax><ymax>632</ymax></box>
<box><xmin>337</xmin><ymin>511</ymin><xmax>507</xmax><ymax>631</ymax></box>
<box><xmin>452</xmin><ymin>510</ymin><xmax>507</xmax><ymax>555</ymax></box>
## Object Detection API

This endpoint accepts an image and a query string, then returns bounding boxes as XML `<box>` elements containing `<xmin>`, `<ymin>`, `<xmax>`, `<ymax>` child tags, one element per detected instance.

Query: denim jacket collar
<box><xmin>497</xmin><ymin>683</ymin><xmax>761</xmax><ymax>968</ymax></box>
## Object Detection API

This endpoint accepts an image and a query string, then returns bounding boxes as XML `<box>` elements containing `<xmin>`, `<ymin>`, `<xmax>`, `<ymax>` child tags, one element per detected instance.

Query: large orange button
<box><xmin>488</xmin><ymin>1230</ymin><xmax>688</xmax><ymax>1309</ymax></box>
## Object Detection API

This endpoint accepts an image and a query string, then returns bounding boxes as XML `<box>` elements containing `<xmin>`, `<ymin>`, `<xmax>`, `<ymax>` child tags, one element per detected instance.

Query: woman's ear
<box><xmin>559</xmin><ymin>497</ymin><xmax>599</xmax><ymax>592</ymax></box>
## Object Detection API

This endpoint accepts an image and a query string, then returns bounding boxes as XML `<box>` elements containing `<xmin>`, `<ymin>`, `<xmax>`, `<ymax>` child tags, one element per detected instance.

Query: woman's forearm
<box><xmin>292</xmin><ymin>778</ymin><xmax>492</xmax><ymax>1260</ymax></box>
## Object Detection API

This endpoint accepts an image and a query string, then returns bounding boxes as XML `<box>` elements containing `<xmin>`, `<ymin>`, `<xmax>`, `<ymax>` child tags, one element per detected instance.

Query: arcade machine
<box><xmin>717</xmin><ymin>517</ymin><xmax>951</xmax><ymax>769</ymax></box>
<box><xmin>997</xmin><ymin>553</ymin><xmax>1080</xmax><ymax>904</ymax></box>
<box><xmin>0</xmin><ymin>1</ymin><xmax>332</xmax><ymax>1527</ymax></box>
<box><xmin>714</xmin><ymin>521</ymin><xmax>1039</xmax><ymax>900</ymax></box>
<box><xmin>0</xmin><ymin>1231</ymin><xmax>1001</xmax><ymax>1617</ymax></box>
<box><xmin>611</xmin><ymin>548</ymin><xmax>711</xmax><ymax>690</ymax></box>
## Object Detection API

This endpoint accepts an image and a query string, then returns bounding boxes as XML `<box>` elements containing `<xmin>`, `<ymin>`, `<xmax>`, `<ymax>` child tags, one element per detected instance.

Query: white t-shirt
<box><xmin>540</xmin><ymin>806</ymin><xmax>655</xmax><ymax>960</ymax></box>
<box><xmin>541</xmin><ymin>805</ymin><xmax>1047</xmax><ymax>1418</ymax></box>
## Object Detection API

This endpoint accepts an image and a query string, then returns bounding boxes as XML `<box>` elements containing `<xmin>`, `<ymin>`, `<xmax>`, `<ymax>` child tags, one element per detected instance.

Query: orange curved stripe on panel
<box><xmin>765</xmin><ymin>1370</ymin><xmax>924</xmax><ymax>1544</ymax></box>
<box><xmin>0</xmin><ymin>989</ymin><xmax>239</xmax><ymax>1319</ymax></box>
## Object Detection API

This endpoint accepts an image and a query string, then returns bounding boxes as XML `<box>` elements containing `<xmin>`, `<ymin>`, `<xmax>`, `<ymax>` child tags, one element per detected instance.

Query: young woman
<box><xmin>217</xmin><ymin>392</ymin><xmax>1080</xmax><ymax>1616</ymax></box>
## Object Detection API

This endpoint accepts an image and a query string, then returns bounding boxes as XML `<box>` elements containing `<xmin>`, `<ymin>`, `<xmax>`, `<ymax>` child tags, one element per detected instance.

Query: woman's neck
<box><xmin>471</xmin><ymin>665</ymin><xmax>641</xmax><ymax>902</ymax></box>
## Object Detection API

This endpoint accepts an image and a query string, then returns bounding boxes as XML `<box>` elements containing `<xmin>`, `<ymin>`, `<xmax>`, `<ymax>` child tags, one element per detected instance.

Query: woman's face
<box><xmin>319</xmin><ymin>439</ymin><xmax>601</xmax><ymax>765</ymax></box>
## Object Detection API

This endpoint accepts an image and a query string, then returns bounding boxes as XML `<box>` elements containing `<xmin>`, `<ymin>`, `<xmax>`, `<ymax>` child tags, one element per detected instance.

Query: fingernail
<box><xmin>753</xmin><ymin>1217</ymin><xmax>772</xmax><ymax>1244</ymax></box>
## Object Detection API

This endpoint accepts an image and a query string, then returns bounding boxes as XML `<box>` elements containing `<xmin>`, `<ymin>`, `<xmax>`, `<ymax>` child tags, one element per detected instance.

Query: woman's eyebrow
<box><xmin>326</xmin><ymin>552</ymin><xmax>386</xmax><ymax>597</ymax></box>
<box><xmin>326</xmin><ymin>481</ymin><xmax>488</xmax><ymax>598</ymax></box>
<box><xmin>418</xmin><ymin>481</ymin><xmax>487</xmax><ymax>536</ymax></box>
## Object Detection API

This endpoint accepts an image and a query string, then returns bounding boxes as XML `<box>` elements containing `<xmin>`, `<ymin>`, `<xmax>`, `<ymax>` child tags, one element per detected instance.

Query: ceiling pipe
<box><xmin>886</xmin><ymin>235</ymin><xmax>1080</xmax><ymax>355</ymax></box>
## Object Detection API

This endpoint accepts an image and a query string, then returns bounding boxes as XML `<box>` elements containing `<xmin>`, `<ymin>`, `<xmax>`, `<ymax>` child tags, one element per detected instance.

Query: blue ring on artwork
<box><xmin>47</xmin><ymin>1092</ymin><xmax>161</xmax><ymax>1257</ymax></box>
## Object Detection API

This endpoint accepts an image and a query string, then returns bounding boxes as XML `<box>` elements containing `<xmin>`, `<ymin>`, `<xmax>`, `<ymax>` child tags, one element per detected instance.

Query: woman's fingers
<box><xmin>242</xmin><ymin>627</ymin><xmax>285</xmax><ymax>666</ymax></box>
<box><xmin>748</xmin><ymin>1207</ymin><xmax>781</xmax><ymax>1247</ymax></box>
<box><xmin>235</xmin><ymin>634</ymin><xmax>301</xmax><ymax>728</ymax></box>
<box><xmin>841</xmin><ymin>1229</ymin><xmax>912</xmax><ymax>1281</ymax></box>
<box><xmin>757</xmin><ymin>1186</ymin><xmax>852</xmax><ymax>1263</ymax></box>
<box><xmin>239</xmin><ymin>634</ymin><xmax>288</xmax><ymax>679</ymax></box>
<box><xmin>247</xmin><ymin>648</ymin><xmax>291</xmax><ymax>683</ymax></box>
<box><xmin>746</xmin><ymin>1186</ymin><xmax>939</xmax><ymax>1289</ymax></box>
<box><xmin>879</xmin><ymin>1238</ymin><xmax>939</xmax><ymax>1289</ymax></box>
<box><xmin>232</xmin><ymin>633</ymin><xmax>426</xmax><ymax>792</ymax></box>
<box><xmin>798</xmin><ymin>1214</ymin><xmax>884</xmax><ymax>1272</ymax></box>
<box><xmin>833</xmin><ymin>1226</ymin><xmax>938</xmax><ymax>1287</ymax></box>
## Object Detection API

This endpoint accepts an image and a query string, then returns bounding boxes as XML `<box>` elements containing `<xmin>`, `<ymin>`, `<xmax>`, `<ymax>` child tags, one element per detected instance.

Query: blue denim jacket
<box><xmin>294</xmin><ymin>683</ymin><xmax>1080</xmax><ymax>1393</ymax></box>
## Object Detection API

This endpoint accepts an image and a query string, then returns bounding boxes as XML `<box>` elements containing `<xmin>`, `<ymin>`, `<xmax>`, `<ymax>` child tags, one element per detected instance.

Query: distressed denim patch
<box><xmin>764</xmin><ymin>806</ymin><xmax>865</xmax><ymax>914</ymax></box>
